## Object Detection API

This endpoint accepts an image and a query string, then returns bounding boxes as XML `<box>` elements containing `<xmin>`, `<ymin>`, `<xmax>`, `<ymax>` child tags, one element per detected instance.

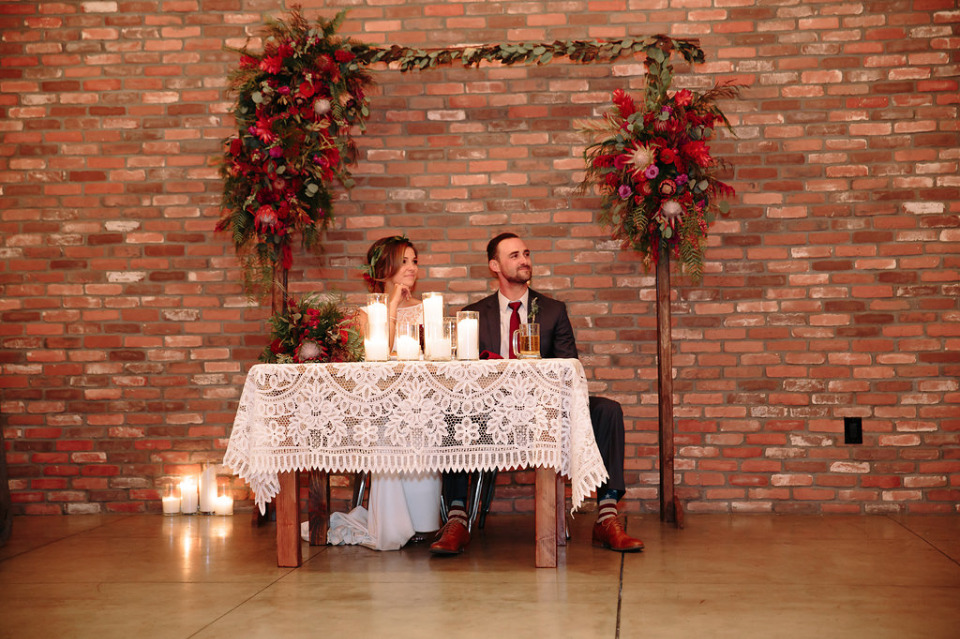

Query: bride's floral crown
<box><xmin>359</xmin><ymin>234</ymin><xmax>409</xmax><ymax>286</ymax></box>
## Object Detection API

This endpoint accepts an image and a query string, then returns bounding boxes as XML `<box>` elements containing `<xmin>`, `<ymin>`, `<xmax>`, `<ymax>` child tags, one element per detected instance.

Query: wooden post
<box><xmin>308</xmin><ymin>471</ymin><xmax>330</xmax><ymax>546</ymax></box>
<box><xmin>255</xmin><ymin>265</ymin><xmax>290</xmax><ymax>528</ymax></box>
<box><xmin>656</xmin><ymin>251</ymin><xmax>677</xmax><ymax>524</ymax></box>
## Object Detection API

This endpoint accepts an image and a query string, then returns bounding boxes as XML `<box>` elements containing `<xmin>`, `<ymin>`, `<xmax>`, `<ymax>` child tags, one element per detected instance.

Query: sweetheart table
<box><xmin>223</xmin><ymin>359</ymin><xmax>607</xmax><ymax>567</ymax></box>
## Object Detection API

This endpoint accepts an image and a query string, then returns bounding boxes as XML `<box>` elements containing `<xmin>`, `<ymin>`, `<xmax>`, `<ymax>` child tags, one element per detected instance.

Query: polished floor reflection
<box><xmin>1</xmin><ymin>511</ymin><xmax>958</xmax><ymax>638</ymax></box>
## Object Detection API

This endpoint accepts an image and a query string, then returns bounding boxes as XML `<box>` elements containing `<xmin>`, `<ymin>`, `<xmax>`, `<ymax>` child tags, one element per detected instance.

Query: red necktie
<box><xmin>508</xmin><ymin>301</ymin><xmax>522</xmax><ymax>359</ymax></box>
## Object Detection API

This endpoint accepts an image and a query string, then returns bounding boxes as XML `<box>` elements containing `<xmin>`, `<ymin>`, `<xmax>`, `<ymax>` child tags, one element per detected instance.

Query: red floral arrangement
<box><xmin>261</xmin><ymin>294</ymin><xmax>363</xmax><ymax>364</ymax></box>
<box><xmin>578</xmin><ymin>40</ymin><xmax>739</xmax><ymax>282</ymax></box>
<box><xmin>217</xmin><ymin>9</ymin><xmax>372</xmax><ymax>294</ymax></box>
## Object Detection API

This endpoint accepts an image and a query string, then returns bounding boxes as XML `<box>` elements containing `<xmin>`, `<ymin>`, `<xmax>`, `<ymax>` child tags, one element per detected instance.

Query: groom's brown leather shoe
<box><xmin>592</xmin><ymin>516</ymin><xmax>644</xmax><ymax>553</ymax></box>
<box><xmin>430</xmin><ymin>517</ymin><xmax>470</xmax><ymax>555</ymax></box>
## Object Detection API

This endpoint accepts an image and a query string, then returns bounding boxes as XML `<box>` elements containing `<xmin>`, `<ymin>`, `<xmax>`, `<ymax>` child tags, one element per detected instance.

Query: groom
<box><xmin>430</xmin><ymin>232</ymin><xmax>645</xmax><ymax>555</ymax></box>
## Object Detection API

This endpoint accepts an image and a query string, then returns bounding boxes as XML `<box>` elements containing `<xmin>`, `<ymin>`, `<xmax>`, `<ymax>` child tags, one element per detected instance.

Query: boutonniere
<box><xmin>527</xmin><ymin>296</ymin><xmax>539</xmax><ymax>323</ymax></box>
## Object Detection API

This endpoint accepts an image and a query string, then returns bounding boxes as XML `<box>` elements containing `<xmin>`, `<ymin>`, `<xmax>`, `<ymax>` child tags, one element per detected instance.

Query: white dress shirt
<box><xmin>497</xmin><ymin>289</ymin><xmax>530</xmax><ymax>358</ymax></box>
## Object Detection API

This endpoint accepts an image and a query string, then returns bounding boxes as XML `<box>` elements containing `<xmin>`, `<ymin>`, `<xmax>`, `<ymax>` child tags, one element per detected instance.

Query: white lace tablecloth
<box><xmin>224</xmin><ymin>359</ymin><xmax>608</xmax><ymax>514</ymax></box>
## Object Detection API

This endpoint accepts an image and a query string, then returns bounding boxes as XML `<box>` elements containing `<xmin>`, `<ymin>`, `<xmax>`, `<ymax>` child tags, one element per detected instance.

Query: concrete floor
<box><xmin>1</xmin><ymin>511</ymin><xmax>958</xmax><ymax>638</ymax></box>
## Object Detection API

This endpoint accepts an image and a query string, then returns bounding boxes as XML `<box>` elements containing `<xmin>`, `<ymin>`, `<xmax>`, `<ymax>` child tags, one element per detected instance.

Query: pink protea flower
<box><xmin>295</xmin><ymin>340</ymin><xmax>323</xmax><ymax>362</ymax></box>
<box><xmin>624</xmin><ymin>143</ymin><xmax>656</xmax><ymax>176</ymax></box>
<box><xmin>660</xmin><ymin>199</ymin><xmax>684</xmax><ymax>221</ymax></box>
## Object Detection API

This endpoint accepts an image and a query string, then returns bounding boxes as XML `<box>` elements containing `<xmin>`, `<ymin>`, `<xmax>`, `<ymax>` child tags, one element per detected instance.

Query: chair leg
<box><xmin>478</xmin><ymin>469</ymin><xmax>498</xmax><ymax>530</ymax></box>
<box><xmin>467</xmin><ymin>471</ymin><xmax>485</xmax><ymax>533</ymax></box>
<box><xmin>353</xmin><ymin>471</ymin><xmax>368</xmax><ymax>509</ymax></box>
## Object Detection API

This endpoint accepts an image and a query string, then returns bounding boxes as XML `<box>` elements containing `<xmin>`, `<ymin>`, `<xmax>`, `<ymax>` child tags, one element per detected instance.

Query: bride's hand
<box><xmin>387</xmin><ymin>284</ymin><xmax>411</xmax><ymax>310</ymax></box>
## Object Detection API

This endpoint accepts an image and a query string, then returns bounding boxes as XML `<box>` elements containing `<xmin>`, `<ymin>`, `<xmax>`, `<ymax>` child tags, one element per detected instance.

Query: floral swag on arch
<box><xmin>217</xmin><ymin>7</ymin><xmax>733</xmax><ymax>300</ymax></box>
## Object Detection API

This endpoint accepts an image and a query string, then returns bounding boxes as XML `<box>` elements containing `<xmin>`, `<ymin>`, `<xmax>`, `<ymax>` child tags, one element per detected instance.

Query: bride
<box><xmin>327</xmin><ymin>235</ymin><xmax>442</xmax><ymax>550</ymax></box>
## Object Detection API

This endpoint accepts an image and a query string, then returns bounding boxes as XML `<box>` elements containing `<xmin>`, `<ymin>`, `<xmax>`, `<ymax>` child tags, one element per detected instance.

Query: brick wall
<box><xmin>1</xmin><ymin>0</ymin><xmax>957</xmax><ymax>516</ymax></box>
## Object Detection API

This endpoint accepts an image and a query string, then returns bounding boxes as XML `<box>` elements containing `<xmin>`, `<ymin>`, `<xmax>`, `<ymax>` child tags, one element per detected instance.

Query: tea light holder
<box><xmin>395</xmin><ymin>321</ymin><xmax>421</xmax><ymax>361</ymax></box>
<box><xmin>161</xmin><ymin>481</ymin><xmax>180</xmax><ymax>516</ymax></box>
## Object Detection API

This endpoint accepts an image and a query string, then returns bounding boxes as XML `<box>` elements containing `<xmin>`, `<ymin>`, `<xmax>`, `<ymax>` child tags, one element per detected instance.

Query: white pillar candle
<box><xmin>365</xmin><ymin>295</ymin><xmax>390</xmax><ymax>361</ymax></box>
<box><xmin>457</xmin><ymin>314</ymin><xmax>479</xmax><ymax>360</ymax></box>
<box><xmin>422</xmin><ymin>292</ymin><xmax>445</xmax><ymax>360</ymax></box>
<box><xmin>422</xmin><ymin>292</ymin><xmax>443</xmax><ymax>326</ymax></box>
<box><xmin>180</xmin><ymin>478</ymin><xmax>198</xmax><ymax>515</ymax></box>
<box><xmin>199</xmin><ymin>464</ymin><xmax>217</xmax><ymax>514</ymax></box>
<box><xmin>213</xmin><ymin>495</ymin><xmax>234</xmax><ymax>516</ymax></box>
<box><xmin>395</xmin><ymin>334</ymin><xmax>420</xmax><ymax>360</ymax></box>
<box><xmin>162</xmin><ymin>495</ymin><xmax>180</xmax><ymax>515</ymax></box>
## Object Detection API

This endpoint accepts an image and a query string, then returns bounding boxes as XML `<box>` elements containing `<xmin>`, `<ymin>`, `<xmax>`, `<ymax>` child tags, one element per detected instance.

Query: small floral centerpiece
<box><xmin>218</xmin><ymin>8</ymin><xmax>373</xmax><ymax>295</ymax></box>
<box><xmin>578</xmin><ymin>39</ymin><xmax>739</xmax><ymax>282</ymax></box>
<box><xmin>261</xmin><ymin>293</ymin><xmax>363</xmax><ymax>364</ymax></box>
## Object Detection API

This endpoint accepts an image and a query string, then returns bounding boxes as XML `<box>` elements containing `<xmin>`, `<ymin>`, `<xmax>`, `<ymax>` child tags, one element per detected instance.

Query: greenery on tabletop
<box><xmin>577</xmin><ymin>38</ymin><xmax>740</xmax><ymax>283</ymax></box>
<box><xmin>217</xmin><ymin>8</ymin><xmax>373</xmax><ymax>296</ymax></box>
<box><xmin>261</xmin><ymin>293</ymin><xmax>363</xmax><ymax>364</ymax></box>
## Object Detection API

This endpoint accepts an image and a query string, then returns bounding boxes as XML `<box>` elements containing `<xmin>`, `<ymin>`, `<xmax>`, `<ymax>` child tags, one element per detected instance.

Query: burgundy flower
<box><xmin>254</xmin><ymin>205</ymin><xmax>278</xmax><ymax>231</ymax></box>
<box><xmin>334</xmin><ymin>49</ymin><xmax>355</xmax><ymax>63</ymax></box>
<box><xmin>659</xmin><ymin>179</ymin><xmax>677</xmax><ymax>196</ymax></box>
<box><xmin>681</xmin><ymin>140</ymin><xmax>713</xmax><ymax>167</ymax></box>
<box><xmin>612</xmin><ymin>89</ymin><xmax>636</xmax><ymax>118</ymax></box>
<box><xmin>674</xmin><ymin>89</ymin><xmax>693</xmax><ymax>107</ymax></box>
<box><xmin>259</xmin><ymin>55</ymin><xmax>282</xmax><ymax>74</ymax></box>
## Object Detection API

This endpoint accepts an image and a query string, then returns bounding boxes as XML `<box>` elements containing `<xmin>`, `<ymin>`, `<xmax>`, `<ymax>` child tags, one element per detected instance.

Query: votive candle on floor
<box><xmin>162</xmin><ymin>494</ymin><xmax>180</xmax><ymax>515</ymax></box>
<box><xmin>214</xmin><ymin>495</ymin><xmax>234</xmax><ymax>516</ymax></box>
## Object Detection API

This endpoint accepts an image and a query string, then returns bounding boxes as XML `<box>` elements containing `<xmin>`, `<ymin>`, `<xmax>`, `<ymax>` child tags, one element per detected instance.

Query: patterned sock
<box><xmin>447</xmin><ymin>501</ymin><xmax>468</xmax><ymax>524</ymax></box>
<box><xmin>597</xmin><ymin>497</ymin><xmax>619</xmax><ymax>523</ymax></box>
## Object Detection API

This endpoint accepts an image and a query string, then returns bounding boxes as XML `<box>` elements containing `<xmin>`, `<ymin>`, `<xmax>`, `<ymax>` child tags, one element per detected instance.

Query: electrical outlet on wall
<box><xmin>844</xmin><ymin>417</ymin><xmax>863</xmax><ymax>444</ymax></box>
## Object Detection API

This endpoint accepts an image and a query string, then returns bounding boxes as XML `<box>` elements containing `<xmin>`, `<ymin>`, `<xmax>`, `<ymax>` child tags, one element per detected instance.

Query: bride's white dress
<box><xmin>322</xmin><ymin>302</ymin><xmax>442</xmax><ymax>550</ymax></box>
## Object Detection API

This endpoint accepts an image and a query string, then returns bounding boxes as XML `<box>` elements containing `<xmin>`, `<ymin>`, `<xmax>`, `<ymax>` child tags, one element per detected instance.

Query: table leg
<box><xmin>276</xmin><ymin>470</ymin><xmax>302</xmax><ymax>567</ymax></box>
<box><xmin>535</xmin><ymin>467</ymin><xmax>557</xmax><ymax>568</ymax></box>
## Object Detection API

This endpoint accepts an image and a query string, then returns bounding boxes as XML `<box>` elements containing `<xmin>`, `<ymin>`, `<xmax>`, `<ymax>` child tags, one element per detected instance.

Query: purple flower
<box><xmin>278</xmin><ymin>86</ymin><xmax>290</xmax><ymax>95</ymax></box>
<box><xmin>675</xmin><ymin>173</ymin><xmax>689</xmax><ymax>186</ymax></box>
<box><xmin>644</xmin><ymin>164</ymin><xmax>660</xmax><ymax>180</ymax></box>
<box><xmin>618</xmin><ymin>184</ymin><xmax>633</xmax><ymax>199</ymax></box>
<box><xmin>269</xmin><ymin>146</ymin><xmax>283</xmax><ymax>158</ymax></box>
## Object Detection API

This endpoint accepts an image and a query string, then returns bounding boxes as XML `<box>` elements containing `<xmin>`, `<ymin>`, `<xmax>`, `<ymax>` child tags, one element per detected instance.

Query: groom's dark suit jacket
<box><xmin>462</xmin><ymin>289</ymin><xmax>578</xmax><ymax>359</ymax></box>
<box><xmin>460</xmin><ymin>287</ymin><xmax>624</xmax><ymax>494</ymax></box>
